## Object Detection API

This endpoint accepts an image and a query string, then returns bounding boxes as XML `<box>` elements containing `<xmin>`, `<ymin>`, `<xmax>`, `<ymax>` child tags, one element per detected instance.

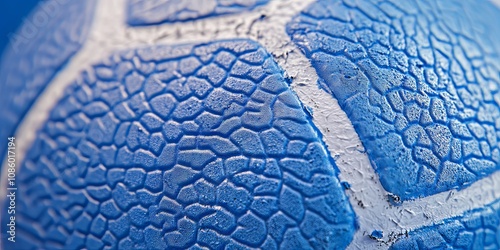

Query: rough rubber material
<box><xmin>2</xmin><ymin>40</ymin><xmax>356</xmax><ymax>249</ymax></box>
<box><xmin>127</xmin><ymin>0</ymin><xmax>269</xmax><ymax>25</ymax></box>
<box><xmin>392</xmin><ymin>199</ymin><xmax>500</xmax><ymax>249</ymax></box>
<box><xmin>0</xmin><ymin>0</ymin><xmax>96</xmax><ymax>172</ymax></box>
<box><xmin>287</xmin><ymin>0</ymin><xmax>500</xmax><ymax>200</ymax></box>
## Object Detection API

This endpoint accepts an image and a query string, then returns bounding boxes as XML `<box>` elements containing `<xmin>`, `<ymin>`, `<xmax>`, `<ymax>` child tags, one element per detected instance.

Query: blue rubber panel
<box><xmin>392</xmin><ymin>199</ymin><xmax>500</xmax><ymax>249</ymax></box>
<box><xmin>127</xmin><ymin>0</ymin><xmax>269</xmax><ymax>25</ymax></box>
<box><xmin>287</xmin><ymin>0</ymin><xmax>500</xmax><ymax>200</ymax></box>
<box><xmin>0</xmin><ymin>0</ymin><xmax>96</xmax><ymax>172</ymax></box>
<box><xmin>2</xmin><ymin>39</ymin><xmax>356</xmax><ymax>249</ymax></box>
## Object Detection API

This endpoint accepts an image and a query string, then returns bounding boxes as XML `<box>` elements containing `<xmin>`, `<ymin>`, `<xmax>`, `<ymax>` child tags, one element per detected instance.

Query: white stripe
<box><xmin>2</xmin><ymin>0</ymin><xmax>500</xmax><ymax>249</ymax></box>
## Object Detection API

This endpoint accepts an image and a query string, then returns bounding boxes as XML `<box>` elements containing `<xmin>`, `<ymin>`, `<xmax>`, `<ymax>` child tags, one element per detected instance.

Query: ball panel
<box><xmin>3</xmin><ymin>40</ymin><xmax>356</xmax><ymax>249</ymax></box>
<box><xmin>287</xmin><ymin>0</ymin><xmax>500</xmax><ymax>200</ymax></box>
<box><xmin>392</xmin><ymin>199</ymin><xmax>500</xmax><ymax>249</ymax></box>
<box><xmin>127</xmin><ymin>0</ymin><xmax>270</xmax><ymax>25</ymax></box>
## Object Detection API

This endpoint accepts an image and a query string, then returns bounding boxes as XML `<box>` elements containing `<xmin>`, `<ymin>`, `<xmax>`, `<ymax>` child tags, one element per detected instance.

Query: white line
<box><xmin>2</xmin><ymin>0</ymin><xmax>500</xmax><ymax>249</ymax></box>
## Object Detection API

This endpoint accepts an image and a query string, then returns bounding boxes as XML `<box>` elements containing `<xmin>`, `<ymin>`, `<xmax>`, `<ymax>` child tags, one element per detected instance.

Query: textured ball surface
<box><xmin>287</xmin><ymin>0</ymin><xmax>500</xmax><ymax>200</ymax></box>
<box><xmin>5</xmin><ymin>40</ymin><xmax>355</xmax><ymax>249</ymax></box>
<box><xmin>2</xmin><ymin>0</ymin><xmax>500</xmax><ymax>249</ymax></box>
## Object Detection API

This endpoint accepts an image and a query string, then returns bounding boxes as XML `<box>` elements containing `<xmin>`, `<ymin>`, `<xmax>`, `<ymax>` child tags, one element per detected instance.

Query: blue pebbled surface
<box><xmin>392</xmin><ymin>199</ymin><xmax>500</xmax><ymax>249</ymax></box>
<box><xmin>0</xmin><ymin>0</ymin><xmax>96</xmax><ymax>173</ymax></box>
<box><xmin>127</xmin><ymin>0</ymin><xmax>269</xmax><ymax>25</ymax></box>
<box><xmin>2</xmin><ymin>40</ymin><xmax>356</xmax><ymax>249</ymax></box>
<box><xmin>287</xmin><ymin>0</ymin><xmax>500</xmax><ymax>200</ymax></box>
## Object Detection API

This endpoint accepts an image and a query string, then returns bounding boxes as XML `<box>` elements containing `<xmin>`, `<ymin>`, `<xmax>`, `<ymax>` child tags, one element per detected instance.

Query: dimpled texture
<box><xmin>2</xmin><ymin>40</ymin><xmax>356</xmax><ymax>249</ymax></box>
<box><xmin>287</xmin><ymin>0</ymin><xmax>500</xmax><ymax>200</ymax></box>
<box><xmin>0</xmin><ymin>0</ymin><xmax>96</xmax><ymax>172</ymax></box>
<box><xmin>392</xmin><ymin>199</ymin><xmax>500</xmax><ymax>249</ymax></box>
<box><xmin>127</xmin><ymin>0</ymin><xmax>269</xmax><ymax>25</ymax></box>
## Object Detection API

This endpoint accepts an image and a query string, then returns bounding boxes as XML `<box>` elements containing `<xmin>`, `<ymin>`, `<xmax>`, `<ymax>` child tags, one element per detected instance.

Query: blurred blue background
<box><xmin>0</xmin><ymin>0</ymin><xmax>40</xmax><ymax>58</ymax></box>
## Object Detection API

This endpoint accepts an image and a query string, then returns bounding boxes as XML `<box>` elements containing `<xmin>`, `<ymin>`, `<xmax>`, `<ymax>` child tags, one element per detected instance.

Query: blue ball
<box><xmin>2</xmin><ymin>0</ymin><xmax>500</xmax><ymax>249</ymax></box>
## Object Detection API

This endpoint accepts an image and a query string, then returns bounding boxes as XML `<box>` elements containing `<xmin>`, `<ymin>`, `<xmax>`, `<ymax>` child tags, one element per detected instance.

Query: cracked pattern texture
<box><xmin>287</xmin><ymin>0</ymin><xmax>500</xmax><ymax>200</ymax></box>
<box><xmin>127</xmin><ymin>0</ymin><xmax>269</xmax><ymax>25</ymax></box>
<box><xmin>392</xmin><ymin>199</ymin><xmax>500</xmax><ymax>249</ymax></box>
<box><xmin>2</xmin><ymin>40</ymin><xmax>356</xmax><ymax>250</ymax></box>
<box><xmin>0</xmin><ymin>0</ymin><xmax>96</xmax><ymax>172</ymax></box>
